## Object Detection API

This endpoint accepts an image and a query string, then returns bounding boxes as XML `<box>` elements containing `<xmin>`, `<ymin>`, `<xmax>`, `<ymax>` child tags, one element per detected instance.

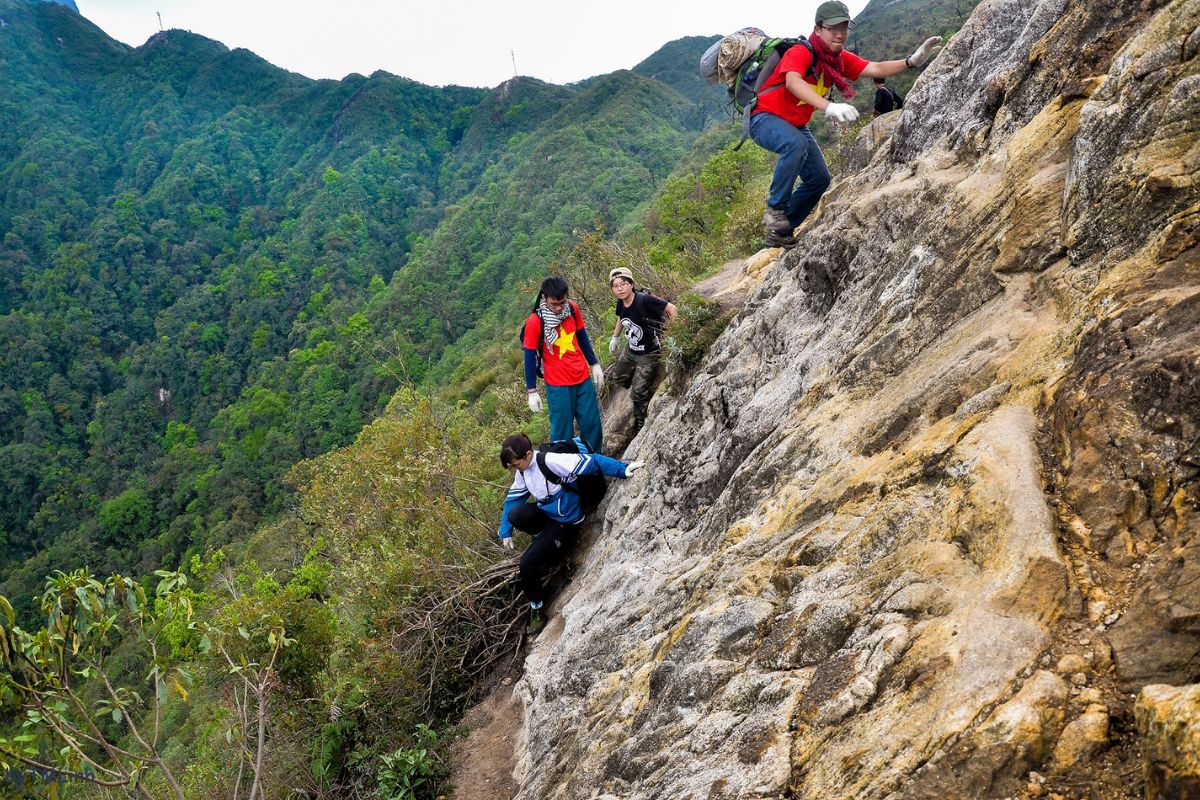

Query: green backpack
<box><xmin>731</xmin><ymin>37</ymin><xmax>816</xmax><ymax>148</ymax></box>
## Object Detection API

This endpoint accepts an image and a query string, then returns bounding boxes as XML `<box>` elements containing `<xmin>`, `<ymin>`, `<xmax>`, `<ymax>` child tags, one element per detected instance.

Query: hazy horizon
<box><xmin>76</xmin><ymin>0</ymin><xmax>871</xmax><ymax>88</ymax></box>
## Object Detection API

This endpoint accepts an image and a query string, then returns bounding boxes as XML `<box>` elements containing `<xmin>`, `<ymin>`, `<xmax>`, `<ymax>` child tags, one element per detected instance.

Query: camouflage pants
<box><xmin>610</xmin><ymin>348</ymin><xmax>663</xmax><ymax>432</ymax></box>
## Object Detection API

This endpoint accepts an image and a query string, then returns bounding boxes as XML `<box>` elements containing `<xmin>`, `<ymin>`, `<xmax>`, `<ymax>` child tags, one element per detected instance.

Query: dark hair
<box><xmin>540</xmin><ymin>276</ymin><xmax>569</xmax><ymax>301</ymax></box>
<box><xmin>873</xmin><ymin>77</ymin><xmax>886</xmax><ymax>84</ymax></box>
<box><xmin>500</xmin><ymin>433</ymin><xmax>534</xmax><ymax>468</ymax></box>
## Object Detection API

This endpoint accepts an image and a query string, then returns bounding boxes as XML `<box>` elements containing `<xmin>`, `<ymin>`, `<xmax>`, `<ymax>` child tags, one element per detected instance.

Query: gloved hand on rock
<box><xmin>907</xmin><ymin>36</ymin><xmax>943</xmax><ymax>67</ymax></box>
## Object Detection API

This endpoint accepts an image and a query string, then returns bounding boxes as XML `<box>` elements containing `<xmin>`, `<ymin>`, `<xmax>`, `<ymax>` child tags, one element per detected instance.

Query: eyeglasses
<box><xmin>818</xmin><ymin>21</ymin><xmax>854</xmax><ymax>34</ymax></box>
<box><xmin>544</xmin><ymin>296</ymin><xmax>568</xmax><ymax>309</ymax></box>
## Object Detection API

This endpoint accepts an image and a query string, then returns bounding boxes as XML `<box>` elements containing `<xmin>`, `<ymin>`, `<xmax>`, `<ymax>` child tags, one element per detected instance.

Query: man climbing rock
<box><xmin>497</xmin><ymin>433</ymin><xmax>644</xmax><ymax>633</ymax></box>
<box><xmin>750</xmin><ymin>0</ymin><xmax>942</xmax><ymax>247</ymax></box>
<box><xmin>607</xmin><ymin>267</ymin><xmax>676</xmax><ymax>440</ymax></box>
<box><xmin>523</xmin><ymin>276</ymin><xmax>605</xmax><ymax>453</ymax></box>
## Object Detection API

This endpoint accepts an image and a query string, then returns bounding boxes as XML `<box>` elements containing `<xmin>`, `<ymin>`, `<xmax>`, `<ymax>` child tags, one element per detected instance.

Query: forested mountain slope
<box><xmin>0</xmin><ymin>0</ymin><xmax>715</xmax><ymax>616</ymax></box>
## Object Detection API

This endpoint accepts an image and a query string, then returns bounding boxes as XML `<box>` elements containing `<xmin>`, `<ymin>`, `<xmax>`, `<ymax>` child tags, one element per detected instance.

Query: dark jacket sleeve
<box><xmin>572</xmin><ymin>301</ymin><xmax>598</xmax><ymax>366</ymax></box>
<box><xmin>522</xmin><ymin>315</ymin><xmax>540</xmax><ymax>390</ymax></box>
<box><xmin>577</xmin><ymin>327</ymin><xmax>598</xmax><ymax>366</ymax></box>
<box><xmin>523</xmin><ymin>348</ymin><xmax>538</xmax><ymax>390</ymax></box>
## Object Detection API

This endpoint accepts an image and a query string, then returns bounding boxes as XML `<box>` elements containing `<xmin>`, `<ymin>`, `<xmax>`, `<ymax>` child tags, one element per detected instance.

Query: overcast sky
<box><xmin>77</xmin><ymin>0</ymin><xmax>870</xmax><ymax>88</ymax></box>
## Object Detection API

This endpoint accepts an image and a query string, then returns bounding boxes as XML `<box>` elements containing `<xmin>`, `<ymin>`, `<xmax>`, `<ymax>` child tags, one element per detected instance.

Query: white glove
<box><xmin>907</xmin><ymin>36</ymin><xmax>943</xmax><ymax>67</ymax></box>
<box><xmin>609</xmin><ymin>335</ymin><xmax>620</xmax><ymax>354</ymax></box>
<box><xmin>625</xmin><ymin>461</ymin><xmax>646</xmax><ymax>477</ymax></box>
<box><xmin>824</xmin><ymin>103</ymin><xmax>859</xmax><ymax>124</ymax></box>
<box><xmin>527</xmin><ymin>392</ymin><xmax>542</xmax><ymax>413</ymax></box>
<box><xmin>500</xmin><ymin>536</ymin><xmax>515</xmax><ymax>550</ymax></box>
<box><xmin>591</xmin><ymin>363</ymin><xmax>604</xmax><ymax>392</ymax></box>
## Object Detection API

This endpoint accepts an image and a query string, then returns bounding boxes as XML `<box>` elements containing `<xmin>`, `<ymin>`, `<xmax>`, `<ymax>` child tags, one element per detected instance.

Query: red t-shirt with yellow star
<box><xmin>523</xmin><ymin>302</ymin><xmax>589</xmax><ymax>386</ymax></box>
<box><xmin>753</xmin><ymin>45</ymin><xmax>869</xmax><ymax>127</ymax></box>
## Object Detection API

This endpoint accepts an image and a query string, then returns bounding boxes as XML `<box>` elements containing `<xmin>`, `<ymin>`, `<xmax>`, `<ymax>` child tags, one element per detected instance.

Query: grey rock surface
<box><xmin>507</xmin><ymin>0</ymin><xmax>1198</xmax><ymax>797</ymax></box>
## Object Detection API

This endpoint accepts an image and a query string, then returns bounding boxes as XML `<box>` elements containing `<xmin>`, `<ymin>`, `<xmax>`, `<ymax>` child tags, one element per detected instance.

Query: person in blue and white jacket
<box><xmin>498</xmin><ymin>432</ymin><xmax>645</xmax><ymax>633</ymax></box>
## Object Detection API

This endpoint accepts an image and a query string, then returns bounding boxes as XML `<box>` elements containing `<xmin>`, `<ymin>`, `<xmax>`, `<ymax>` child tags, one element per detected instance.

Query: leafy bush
<box><xmin>661</xmin><ymin>293</ymin><xmax>735</xmax><ymax>386</ymax></box>
<box><xmin>286</xmin><ymin>385</ymin><xmax>527</xmax><ymax>767</ymax></box>
<box><xmin>642</xmin><ymin>139</ymin><xmax>773</xmax><ymax>275</ymax></box>
<box><xmin>376</xmin><ymin>725</ymin><xmax>447</xmax><ymax>800</ymax></box>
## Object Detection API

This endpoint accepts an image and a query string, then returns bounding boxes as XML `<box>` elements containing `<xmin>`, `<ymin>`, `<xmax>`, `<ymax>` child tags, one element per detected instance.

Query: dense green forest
<box><xmin>0</xmin><ymin>0</ymin><xmax>726</xmax><ymax>621</ymax></box>
<box><xmin>0</xmin><ymin>0</ymin><xmax>975</xmax><ymax>794</ymax></box>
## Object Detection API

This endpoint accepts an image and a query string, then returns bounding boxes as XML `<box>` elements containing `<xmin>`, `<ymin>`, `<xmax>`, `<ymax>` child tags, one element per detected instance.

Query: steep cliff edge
<box><xmin>508</xmin><ymin>0</ymin><xmax>1198</xmax><ymax>797</ymax></box>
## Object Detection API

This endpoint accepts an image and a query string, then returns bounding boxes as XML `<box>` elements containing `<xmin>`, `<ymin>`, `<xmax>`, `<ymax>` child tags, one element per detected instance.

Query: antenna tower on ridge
<box><xmin>156</xmin><ymin>12</ymin><xmax>163</xmax><ymax>31</ymax></box>
<box><xmin>511</xmin><ymin>50</ymin><xmax>517</xmax><ymax>78</ymax></box>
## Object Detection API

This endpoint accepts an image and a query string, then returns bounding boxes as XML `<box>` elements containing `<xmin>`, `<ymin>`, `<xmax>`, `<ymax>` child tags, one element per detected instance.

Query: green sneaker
<box><xmin>528</xmin><ymin>606</ymin><xmax>547</xmax><ymax>636</ymax></box>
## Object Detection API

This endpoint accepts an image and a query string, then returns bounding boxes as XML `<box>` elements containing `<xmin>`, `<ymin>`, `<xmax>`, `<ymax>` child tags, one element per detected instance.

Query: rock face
<box><xmin>509</xmin><ymin>0</ymin><xmax>1199</xmax><ymax>797</ymax></box>
<box><xmin>1136</xmin><ymin>684</ymin><xmax>1200</xmax><ymax>799</ymax></box>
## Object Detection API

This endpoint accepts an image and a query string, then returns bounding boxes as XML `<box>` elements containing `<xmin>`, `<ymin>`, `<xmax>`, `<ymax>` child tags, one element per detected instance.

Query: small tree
<box><xmin>0</xmin><ymin>568</ymin><xmax>293</xmax><ymax>800</ymax></box>
<box><xmin>192</xmin><ymin>566</ymin><xmax>296</xmax><ymax>800</ymax></box>
<box><xmin>0</xmin><ymin>569</ymin><xmax>192</xmax><ymax>798</ymax></box>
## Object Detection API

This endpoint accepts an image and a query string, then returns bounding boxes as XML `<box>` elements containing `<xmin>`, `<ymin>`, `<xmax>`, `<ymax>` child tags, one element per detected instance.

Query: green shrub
<box><xmin>376</xmin><ymin>724</ymin><xmax>446</xmax><ymax>800</ymax></box>
<box><xmin>661</xmin><ymin>292</ymin><xmax>735</xmax><ymax>386</ymax></box>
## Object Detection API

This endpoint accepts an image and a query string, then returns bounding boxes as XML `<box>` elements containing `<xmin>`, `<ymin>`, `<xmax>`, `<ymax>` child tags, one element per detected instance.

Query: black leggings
<box><xmin>508</xmin><ymin>475</ymin><xmax>608</xmax><ymax>603</ymax></box>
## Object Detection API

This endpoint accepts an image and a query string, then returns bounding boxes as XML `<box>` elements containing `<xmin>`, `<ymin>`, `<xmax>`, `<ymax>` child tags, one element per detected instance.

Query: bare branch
<box><xmin>0</xmin><ymin>745</ymin><xmax>132</xmax><ymax>789</ymax></box>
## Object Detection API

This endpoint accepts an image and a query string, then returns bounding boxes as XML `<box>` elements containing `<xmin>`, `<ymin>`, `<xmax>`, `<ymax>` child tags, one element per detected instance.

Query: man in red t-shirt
<box><xmin>749</xmin><ymin>0</ymin><xmax>942</xmax><ymax>248</ymax></box>
<box><xmin>522</xmin><ymin>276</ymin><xmax>605</xmax><ymax>452</ymax></box>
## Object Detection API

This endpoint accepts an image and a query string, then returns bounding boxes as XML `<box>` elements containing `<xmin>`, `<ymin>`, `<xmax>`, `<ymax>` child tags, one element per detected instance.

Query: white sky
<box><xmin>77</xmin><ymin>0</ymin><xmax>870</xmax><ymax>88</ymax></box>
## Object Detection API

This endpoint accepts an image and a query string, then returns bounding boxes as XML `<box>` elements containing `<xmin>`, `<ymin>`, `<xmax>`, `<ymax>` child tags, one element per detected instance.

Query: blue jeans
<box><xmin>749</xmin><ymin>112</ymin><xmax>832</xmax><ymax>228</ymax></box>
<box><xmin>546</xmin><ymin>378</ymin><xmax>603</xmax><ymax>453</ymax></box>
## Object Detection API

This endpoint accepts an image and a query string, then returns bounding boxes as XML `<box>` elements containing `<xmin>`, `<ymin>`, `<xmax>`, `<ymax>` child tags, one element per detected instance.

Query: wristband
<box><xmin>905</xmin><ymin>56</ymin><xmax>913</xmax><ymax>69</ymax></box>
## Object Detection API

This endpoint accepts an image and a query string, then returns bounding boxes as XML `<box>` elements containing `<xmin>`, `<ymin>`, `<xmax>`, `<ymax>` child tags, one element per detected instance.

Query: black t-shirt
<box><xmin>616</xmin><ymin>291</ymin><xmax>669</xmax><ymax>355</ymax></box>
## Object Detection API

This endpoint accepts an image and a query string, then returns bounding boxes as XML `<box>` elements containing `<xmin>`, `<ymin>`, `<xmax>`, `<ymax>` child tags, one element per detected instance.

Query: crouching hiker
<box><xmin>606</xmin><ymin>267</ymin><xmax>676</xmax><ymax>439</ymax></box>
<box><xmin>523</xmin><ymin>276</ymin><xmax>605</xmax><ymax>453</ymax></box>
<box><xmin>497</xmin><ymin>433</ymin><xmax>644</xmax><ymax>633</ymax></box>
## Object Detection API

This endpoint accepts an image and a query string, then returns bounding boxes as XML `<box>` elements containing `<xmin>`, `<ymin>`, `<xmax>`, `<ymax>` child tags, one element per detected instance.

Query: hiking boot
<box><xmin>762</xmin><ymin>206</ymin><xmax>792</xmax><ymax>232</ymax></box>
<box><xmin>763</xmin><ymin>229</ymin><xmax>798</xmax><ymax>248</ymax></box>
<box><xmin>527</xmin><ymin>606</ymin><xmax>547</xmax><ymax>636</ymax></box>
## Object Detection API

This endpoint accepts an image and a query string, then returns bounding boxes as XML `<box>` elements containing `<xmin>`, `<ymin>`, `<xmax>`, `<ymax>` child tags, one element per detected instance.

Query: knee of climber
<box><xmin>811</xmin><ymin>168</ymin><xmax>832</xmax><ymax>193</ymax></box>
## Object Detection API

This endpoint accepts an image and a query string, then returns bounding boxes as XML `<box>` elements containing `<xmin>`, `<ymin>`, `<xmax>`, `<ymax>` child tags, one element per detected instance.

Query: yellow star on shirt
<box><xmin>553</xmin><ymin>328</ymin><xmax>577</xmax><ymax>358</ymax></box>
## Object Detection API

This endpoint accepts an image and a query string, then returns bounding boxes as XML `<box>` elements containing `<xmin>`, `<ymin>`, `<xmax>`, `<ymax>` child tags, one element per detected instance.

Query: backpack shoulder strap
<box><xmin>536</xmin><ymin>450</ymin><xmax>582</xmax><ymax>494</ymax></box>
<box><xmin>535</xmin><ymin>451</ymin><xmax>561</xmax><ymax>485</ymax></box>
<box><xmin>795</xmin><ymin>36</ymin><xmax>816</xmax><ymax>80</ymax></box>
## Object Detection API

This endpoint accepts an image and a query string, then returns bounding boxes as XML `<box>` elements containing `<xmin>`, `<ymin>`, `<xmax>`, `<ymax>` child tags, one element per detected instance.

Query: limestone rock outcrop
<box><xmin>1136</xmin><ymin>684</ymin><xmax>1200</xmax><ymax>799</ymax></box>
<box><xmin>509</xmin><ymin>0</ymin><xmax>1199</xmax><ymax>796</ymax></box>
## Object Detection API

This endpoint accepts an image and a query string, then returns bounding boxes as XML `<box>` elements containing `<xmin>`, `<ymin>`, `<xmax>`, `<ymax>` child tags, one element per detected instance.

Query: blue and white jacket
<box><xmin>498</xmin><ymin>445</ymin><xmax>630</xmax><ymax>540</ymax></box>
